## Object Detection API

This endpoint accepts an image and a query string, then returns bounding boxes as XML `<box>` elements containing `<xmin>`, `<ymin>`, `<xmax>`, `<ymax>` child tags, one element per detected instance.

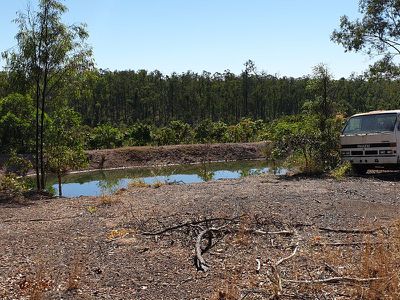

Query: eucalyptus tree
<box><xmin>2</xmin><ymin>0</ymin><xmax>92</xmax><ymax>190</ymax></box>
<box><xmin>332</xmin><ymin>0</ymin><xmax>400</xmax><ymax>78</ymax></box>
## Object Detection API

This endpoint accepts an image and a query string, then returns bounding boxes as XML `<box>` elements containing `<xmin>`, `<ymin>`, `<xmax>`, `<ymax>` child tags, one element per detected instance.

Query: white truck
<box><xmin>340</xmin><ymin>110</ymin><xmax>400</xmax><ymax>174</ymax></box>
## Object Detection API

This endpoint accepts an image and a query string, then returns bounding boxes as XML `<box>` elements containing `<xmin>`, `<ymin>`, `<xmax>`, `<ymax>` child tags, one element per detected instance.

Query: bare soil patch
<box><xmin>1</xmin><ymin>173</ymin><xmax>400</xmax><ymax>299</ymax></box>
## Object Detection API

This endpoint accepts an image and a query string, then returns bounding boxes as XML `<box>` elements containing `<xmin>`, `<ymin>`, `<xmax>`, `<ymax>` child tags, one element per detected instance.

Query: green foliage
<box><xmin>270</xmin><ymin>115</ymin><xmax>323</xmax><ymax>173</ymax></box>
<box><xmin>168</xmin><ymin>120</ymin><xmax>194</xmax><ymax>144</ymax></box>
<box><xmin>152</xmin><ymin>121</ymin><xmax>194</xmax><ymax>145</ymax></box>
<box><xmin>2</xmin><ymin>0</ymin><xmax>93</xmax><ymax>191</ymax></box>
<box><xmin>0</xmin><ymin>93</ymin><xmax>35</xmax><ymax>152</ymax></box>
<box><xmin>46</xmin><ymin>108</ymin><xmax>87</xmax><ymax>173</ymax></box>
<box><xmin>330</xmin><ymin>161</ymin><xmax>352</xmax><ymax>180</ymax></box>
<box><xmin>127</xmin><ymin>123</ymin><xmax>152</xmax><ymax>146</ymax></box>
<box><xmin>269</xmin><ymin>111</ymin><xmax>342</xmax><ymax>174</ymax></box>
<box><xmin>45</xmin><ymin>108</ymin><xmax>88</xmax><ymax>196</ymax></box>
<box><xmin>194</xmin><ymin>119</ymin><xmax>227</xmax><ymax>143</ymax></box>
<box><xmin>5</xmin><ymin>150</ymin><xmax>32</xmax><ymax>177</ymax></box>
<box><xmin>152</xmin><ymin>127</ymin><xmax>175</xmax><ymax>146</ymax></box>
<box><xmin>331</xmin><ymin>0</ymin><xmax>400</xmax><ymax>78</ymax></box>
<box><xmin>225</xmin><ymin>118</ymin><xmax>264</xmax><ymax>143</ymax></box>
<box><xmin>88</xmin><ymin>124</ymin><xmax>124</xmax><ymax>149</ymax></box>
<box><xmin>0</xmin><ymin>174</ymin><xmax>29</xmax><ymax>198</ymax></box>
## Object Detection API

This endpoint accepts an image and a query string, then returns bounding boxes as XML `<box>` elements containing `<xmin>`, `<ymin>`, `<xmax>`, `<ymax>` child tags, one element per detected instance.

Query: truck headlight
<box><xmin>341</xmin><ymin>151</ymin><xmax>350</xmax><ymax>156</ymax></box>
<box><xmin>379</xmin><ymin>150</ymin><xmax>393</xmax><ymax>154</ymax></box>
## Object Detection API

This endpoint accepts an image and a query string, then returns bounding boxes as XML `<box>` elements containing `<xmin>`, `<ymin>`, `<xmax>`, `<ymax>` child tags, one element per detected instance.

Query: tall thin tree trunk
<box><xmin>39</xmin><ymin>3</ymin><xmax>49</xmax><ymax>190</ymax></box>
<box><xmin>35</xmin><ymin>80</ymin><xmax>41</xmax><ymax>190</ymax></box>
<box><xmin>58</xmin><ymin>173</ymin><xmax>62</xmax><ymax>197</ymax></box>
<box><xmin>40</xmin><ymin>66</ymin><xmax>48</xmax><ymax>189</ymax></box>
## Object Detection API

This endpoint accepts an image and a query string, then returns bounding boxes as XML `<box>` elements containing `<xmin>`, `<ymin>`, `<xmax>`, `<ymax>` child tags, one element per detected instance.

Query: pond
<box><xmin>45</xmin><ymin>160</ymin><xmax>287</xmax><ymax>198</ymax></box>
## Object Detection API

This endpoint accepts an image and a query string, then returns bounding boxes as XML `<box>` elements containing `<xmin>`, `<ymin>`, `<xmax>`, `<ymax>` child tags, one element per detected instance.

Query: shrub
<box><xmin>224</xmin><ymin>118</ymin><xmax>260</xmax><ymax>143</ymax></box>
<box><xmin>0</xmin><ymin>174</ymin><xmax>28</xmax><ymax>198</ymax></box>
<box><xmin>5</xmin><ymin>150</ymin><xmax>32</xmax><ymax>176</ymax></box>
<box><xmin>269</xmin><ymin>114</ymin><xmax>341</xmax><ymax>174</ymax></box>
<box><xmin>152</xmin><ymin>120</ymin><xmax>194</xmax><ymax>145</ymax></box>
<box><xmin>127</xmin><ymin>123</ymin><xmax>152</xmax><ymax>146</ymax></box>
<box><xmin>194</xmin><ymin>119</ymin><xmax>228</xmax><ymax>143</ymax></box>
<box><xmin>88</xmin><ymin>124</ymin><xmax>124</xmax><ymax>149</ymax></box>
<box><xmin>168</xmin><ymin>120</ymin><xmax>194</xmax><ymax>144</ymax></box>
<box><xmin>151</xmin><ymin>126</ymin><xmax>175</xmax><ymax>145</ymax></box>
<box><xmin>330</xmin><ymin>161</ymin><xmax>352</xmax><ymax>180</ymax></box>
<box><xmin>0</xmin><ymin>93</ymin><xmax>35</xmax><ymax>153</ymax></box>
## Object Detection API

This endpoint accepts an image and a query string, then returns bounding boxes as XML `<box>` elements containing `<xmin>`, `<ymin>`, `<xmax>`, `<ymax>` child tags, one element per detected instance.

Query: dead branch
<box><xmin>276</xmin><ymin>242</ymin><xmax>299</xmax><ymax>267</ymax></box>
<box><xmin>267</xmin><ymin>230</ymin><xmax>300</xmax><ymax>298</ymax></box>
<box><xmin>253</xmin><ymin>229</ymin><xmax>293</xmax><ymax>236</ymax></box>
<box><xmin>313</xmin><ymin>241</ymin><xmax>386</xmax><ymax>247</ymax></box>
<box><xmin>318</xmin><ymin>226</ymin><xmax>384</xmax><ymax>234</ymax></box>
<box><xmin>194</xmin><ymin>225</ymin><xmax>228</xmax><ymax>271</ymax></box>
<box><xmin>324</xmin><ymin>263</ymin><xmax>341</xmax><ymax>277</ymax></box>
<box><xmin>283</xmin><ymin>276</ymin><xmax>385</xmax><ymax>284</ymax></box>
<box><xmin>141</xmin><ymin>215</ymin><xmax>241</xmax><ymax>236</ymax></box>
<box><xmin>3</xmin><ymin>215</ymin><xmax>81</xmax><ymax>223</ymax></box>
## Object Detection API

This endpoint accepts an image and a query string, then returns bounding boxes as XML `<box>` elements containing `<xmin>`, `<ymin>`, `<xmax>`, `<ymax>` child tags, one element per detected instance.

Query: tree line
<box><xmin>2</xmin><ymin>67</ymin><xmax>400</xmax><ymax>130</ymax></box>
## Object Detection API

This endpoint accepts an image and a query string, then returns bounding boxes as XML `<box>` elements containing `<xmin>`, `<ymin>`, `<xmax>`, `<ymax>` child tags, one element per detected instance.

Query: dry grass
<box><xmin>18</xmin><ymin>262</ymin><xmax>52</xmax><ymax>300</ymax></box>
<box><xmin>152</xmin><ymin>180</ymin><xmax>165</xmax><ymax>188</ymax></box>
<box><xmin>205</xmin><ymin>217</ymin><xmax>400</xmax><ymax>299</ymax></box>
<box><xmin>97</xmin><ymin>194</ymin><xmax>122</xmax><ymax>206</ymax></box>
<box><xmin>66</xmin><ymin>256</ymin><xmax>83</xmax><ymax>292</ymax></box>
<box><xmin>107</xmin><ymin>228</ymin><xmax>130</xmax><ymax>240</ymax></box>
<box><xmin>128</xmin><ymin>180</ymin><xmax>150</xmax><ymax>188</ymax></box>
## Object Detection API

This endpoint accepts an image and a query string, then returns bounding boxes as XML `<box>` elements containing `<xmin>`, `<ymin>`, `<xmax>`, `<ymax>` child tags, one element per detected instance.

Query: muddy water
<box><xmin>46</xmin><ymin>160</ymin><xmax>286</xmax><ymax>198</ymax></box>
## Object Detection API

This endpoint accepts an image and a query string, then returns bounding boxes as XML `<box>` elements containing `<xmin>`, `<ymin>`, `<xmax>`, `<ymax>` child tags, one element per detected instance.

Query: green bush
<box><xmin>0</xmin><ymin>93</ymin><xmax>35</xmax><ymax>153</ymax></box>
<box><xmin>168</xmin><ymin>120</ymin><xmax>194</xmax><ymax>144</ymax></box>
<box><xmin>88</xmin><ymin>124</ymin><xmax>124</xmax><ymax>149</ymax></box>
<box><xmin>194</xmin><ymin>119</ymin><xmax>227</xmax><ymax>143</ymax></box>
<box><xmin>224</xmin><ymin>118</ymin><xmax>260</xmax><ymax>143</ymax></box>
<box><xmin>5</xmin><ymin>150</ymin><xmax>32</xmax><ymax>176</ymax></box>
<box><xmin>151</xmin><ymin>127</ymin><xmax>175</xmax><ymax>146</ymax></box>
<box><xmin>269</xmin><ymin>114</ymin><xmax>340</xmax><ymax>174</ymax></box>
<box><xmin>152</xmin><ymin>121</ymin><xmax>194</xmax><ymax>145</ymax></box>
<box><xmin>330</xmin><ymin>161</ymin><xmax>352</xmax><ymax>180</ymax></box>
<box><xmin>0</xmin><ymin>174</ymin><xmax>29</xmax><ymax>198</ymax></box>
<box><xmin>127</xmin><ymin>123</ymin><xmax>152</xmax><ymax>146</ymax></box>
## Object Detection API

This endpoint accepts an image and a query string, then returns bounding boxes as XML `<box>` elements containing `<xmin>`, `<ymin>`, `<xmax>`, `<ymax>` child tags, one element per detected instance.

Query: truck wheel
<box><xmin>352</xmin><ymin>165</ymin><xmax>368</xmax><ymax>175</ymax></box>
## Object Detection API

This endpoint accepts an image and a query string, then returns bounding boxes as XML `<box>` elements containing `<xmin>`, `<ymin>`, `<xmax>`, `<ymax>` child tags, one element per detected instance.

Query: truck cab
<box><xmin>340</xmin><ymin>110</ymin><xmax>400</xmax><ymax>174</ymax></box>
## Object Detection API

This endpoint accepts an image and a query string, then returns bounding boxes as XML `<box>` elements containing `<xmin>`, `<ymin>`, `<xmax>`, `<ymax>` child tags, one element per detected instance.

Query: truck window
<box><xmin>342</xmin><ymin>113</ymin><xmax>397</xmax><ymax>134</ymax></box>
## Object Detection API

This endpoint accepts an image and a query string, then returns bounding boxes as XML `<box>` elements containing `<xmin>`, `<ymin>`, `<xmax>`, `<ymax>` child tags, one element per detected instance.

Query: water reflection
<box><xmin>45</xmin><ymin>160</ymin><xmax>287</xmax><ymax>198</ymax></box>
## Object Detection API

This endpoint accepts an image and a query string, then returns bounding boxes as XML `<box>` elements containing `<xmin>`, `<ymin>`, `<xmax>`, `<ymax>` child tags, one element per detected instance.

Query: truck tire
<box><xmin>352</xmin><ymin>165</ymin><xmax>368</xmax><ymax>175</ymax></box>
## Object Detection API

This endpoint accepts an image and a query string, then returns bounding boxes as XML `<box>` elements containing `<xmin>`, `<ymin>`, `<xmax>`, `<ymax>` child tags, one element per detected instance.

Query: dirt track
<box><xmin>1</xmin><ymin>172</ymin><xmax>400</xmax><ymax>299</ymax></box>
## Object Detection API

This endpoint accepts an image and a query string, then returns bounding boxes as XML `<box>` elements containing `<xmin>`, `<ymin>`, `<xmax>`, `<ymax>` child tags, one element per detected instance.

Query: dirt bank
<box><xmin>1</xmin><ymin>172</ymin><xmax>400</xmax><ymax>299</ymax></box>
<box><xmin>0</xmin><ymin>142</ymin><xmax>267</xmax><ymax>174</ymax></box>
<box><xmin>86</xmin><ymin>142</ymin><xmax>267</xmax><ymax>171</ymax></box>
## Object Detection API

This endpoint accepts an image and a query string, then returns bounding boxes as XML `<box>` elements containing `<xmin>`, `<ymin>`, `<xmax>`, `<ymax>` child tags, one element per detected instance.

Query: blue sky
<box><xmin>0</xmin><ymin>0</ymin><xmax>371</xmax><ymax>78</ymax></box>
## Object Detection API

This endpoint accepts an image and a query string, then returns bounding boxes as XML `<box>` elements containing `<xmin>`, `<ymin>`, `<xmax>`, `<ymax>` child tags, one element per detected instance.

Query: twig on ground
<box><xmin>3</xmin><ymin>215</ymin><xmax>81</xmax><ymax>223</ymax></box>
<box><xmin>267</xmin><ymin>229</ymin><xmax>300</xmax><ymax>298</ymax></box>
<box><xmin>318</xmin><ymin>226</ymin><xmax>384</xmax><ymax>234</ymax></box>
<box><xmin>283</xmin><ymin>276</ymin><xmax>385</xmax><ymax>284</ymax></box>
<box><xmin>313</xmin><ymin>241</ymin><xmax>385</xmax><ymax>247</ymax></box>
<box><xmin>141</xmin><ymin>215</ymin><xmax>241</xmax><ymax>236</ymax></box>
<box><xmin>324</xmin><ymin>262</ymin><xmax>341</xmax><ymax>277</ymax></box>
<box><xmin>253</xmin><ymin>229</ymin><xmax>293</xmax><ymax>236</ymax></box>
